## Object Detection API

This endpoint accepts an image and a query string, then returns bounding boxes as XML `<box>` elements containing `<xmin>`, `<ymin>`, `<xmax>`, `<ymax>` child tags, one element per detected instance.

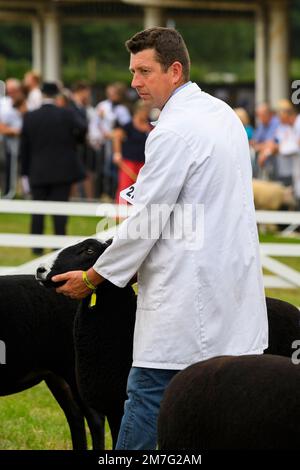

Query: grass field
<box><xmin>0</xmin><ymin>383</ymin><xmax>113</xmax><ymax>450</ymax></box>
<box><xmin>0</xmin><ymin>213</ymin><xmax>113</xmax><ymax>450</ymax></box>
<box><xmin>0</xmin><ymin>213</ymin><xmax>101</xmax><ymax>266</ymax></box>
<box><xmin>0</xmin><ymin>213</ymin><xmax>299</xmax><ymax>449</ymax></box>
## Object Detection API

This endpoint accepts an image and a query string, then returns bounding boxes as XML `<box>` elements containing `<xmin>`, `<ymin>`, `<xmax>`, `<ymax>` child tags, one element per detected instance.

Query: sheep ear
<box><xmin>104</xmin><ymin>238</ymin><xmax>113</xmax><ymax>248</ymax></box>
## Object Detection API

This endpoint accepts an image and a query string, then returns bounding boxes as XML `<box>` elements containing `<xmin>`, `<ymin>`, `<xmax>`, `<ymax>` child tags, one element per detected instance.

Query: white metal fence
<box><xmin>0</xmin><ymin>200</ymin><xmax>300</xmax><ymax>289</ymax></box>
<box><xmin>0</xmin><ymin>199</ymin><xmax>123</xmax><ymax>275</ymax></box>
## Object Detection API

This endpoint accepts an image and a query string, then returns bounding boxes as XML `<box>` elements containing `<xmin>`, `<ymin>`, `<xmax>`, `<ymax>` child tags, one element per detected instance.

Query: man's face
<box><xmin>24</xmin><ymin>73</ymin><xmax>35</xmax><ymax>90</ymax></box>
<box><xmin>278</xmin><ymin>110</ymin><xmax>291</xmax><ymax>125</ymax></box>
<box><xmin>6</xmin><ymin>82</ymin><xmax>20</xmax><ymax>100</ymax></box>
<box><xmin>129</xmin><ymin>49</ymin><xmax>178</xmax><ymax>110</ymax></box>
<box><xmin>107</xmin><ymin>86</ymin><xmax>121</xmax><ymax>103</ymax></box>
<box><xmin>256</xmin><ymin>107</ymin><xmax>271</xmax><ymax>126</ymax></box>
<box><xmin>12</xmin><ymin>88</ymin><xmax>25</xmax><ymax>107</ymax></box>
<box><xmin>79</xmin><ymin>89</ymin><xmax>91</xmax><ymax>106</ymax></box>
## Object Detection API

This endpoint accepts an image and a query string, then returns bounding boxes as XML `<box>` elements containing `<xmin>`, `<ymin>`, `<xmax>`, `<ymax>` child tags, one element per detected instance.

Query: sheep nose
<box><xmin>35</xmin><ymin>264</ymin><xmax>50</xmax><ymax>281</ymax></box>
<box><xmin>37</xmin><ymin>266</ymin><xmax>46</xmax><ymax>274</ymax></box>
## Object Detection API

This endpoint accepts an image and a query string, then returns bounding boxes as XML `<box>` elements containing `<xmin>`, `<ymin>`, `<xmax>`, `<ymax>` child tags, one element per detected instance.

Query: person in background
<box><xmin>0</xmin><ymin>79</ymin><xmax>27</xmax><ymax>197</ymax></box>
<box><xmin>0</xmin><ymin>78</ymin><xmax>21</xmax><ymax>121</ymax></box>
<box><xmin>234</xmin><ymin>107</ymin><xmax>254</xmax><ymax>140</ymax></box>
<box><xmin>252</xmin><ymin>103</ymin><xmax>280</xmax><ymax>149</ymax></box>
<box><xmin>251</xmin><ymin>102</ymin><xmax>280</xmax><ymax>179</ymax></box>
<box><xmin>23</xmin><ymin>70</ymin><xmax>42</xmax><ymax>111</ymax></box>
<box><xmin>234</xmin><ymin>107</ymin><xmax>255</xmax><ymax>171</ymax></box>
<box><xmin>258</xmin><ymin>100</ymin><xmax>300</xmax><ymax>189</ymax></box>
<box><xmin>113</xmin><ymin>100</ymin><xmax>151</xmax><ymax>203</ymax></box>
<box><xmin>56</xmin><ymin>88</ymin><xmax>72</xmax><ymax>108</ymax></box>
<box><xmin>69</xmin><ymin>81</ymin><xmax>94</xmax><ymax>200</ymax></box>
<box><xmin>20</xmin><ymin>82</ymin><xmax>86</xmax><ymax>255</ymax></box>
<box><xmin>95</xmin><ymin>82</ymin><xmax>131</xmax><ymax>201</ymax></box>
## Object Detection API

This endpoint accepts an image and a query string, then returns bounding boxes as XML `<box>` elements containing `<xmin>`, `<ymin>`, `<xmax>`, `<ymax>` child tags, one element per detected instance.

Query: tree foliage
<box><xmin>0</xmin><ymin>1</ymin><xmax>298</xmax><ymax>84</ymax></box>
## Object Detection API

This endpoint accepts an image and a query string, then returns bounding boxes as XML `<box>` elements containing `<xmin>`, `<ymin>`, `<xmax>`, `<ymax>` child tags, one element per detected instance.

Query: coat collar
<box><xmin>151</xmin><ymin>82</ymin><xmax>200</xmax><ymax>126</ymax></box>
<box><xmin>162</xmin><ymin>82</ymin><xmax>200</xmax><ymax>112</ymax></box>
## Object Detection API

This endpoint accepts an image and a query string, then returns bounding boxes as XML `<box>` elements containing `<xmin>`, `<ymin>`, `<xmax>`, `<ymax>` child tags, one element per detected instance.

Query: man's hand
<box><xmin>21</xmin><ymin>176</ymin><xmax>30</xmax><ymax>195</ymax></box>
<box><xmin>113</xmin><ymin>152</ymin><xmax>122</xmax><ymax>166</ymax></box>
<box><xmin>258</xmin><ymin>152</ymin><xmax>269</xmax><ymax>168</ymax></box>
<box><xmin>52</xmin><ymin>269</ymin><xmax>105</xmax><ymax>300</ymax></box>
<box><xmin>52</xmin><ymin>270</ymin><xmax>91</xmax><ymax>299</ymax></box>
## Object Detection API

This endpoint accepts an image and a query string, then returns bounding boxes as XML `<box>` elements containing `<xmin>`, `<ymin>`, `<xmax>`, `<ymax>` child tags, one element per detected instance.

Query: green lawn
<box><xmin>0</xmin><ymin>213</ymin><xmax>101</xmax><ymax>265</ymax></box>
<box><xmin>0</xmin><ymin>383</ymin><xmax>112</xmax><ymax>450</ymax></box>
<box><xmin>259</xmin><ymin>233</ymin><xmax>300</xmax><ymax>305</ymax></box>
<box><xmin>0</xmin><ymin>213</ymin><xmax>113</xmax><ymax>450</ymax></box>
<box><xmin>0</xmin><ymin>383</ymin><xmax>72</xmax><ymax>450</ymax></box>
<box><xmin>0</xmin><ymin>214</ymin><xmax>299</xmax><ymax>449</ymax></box>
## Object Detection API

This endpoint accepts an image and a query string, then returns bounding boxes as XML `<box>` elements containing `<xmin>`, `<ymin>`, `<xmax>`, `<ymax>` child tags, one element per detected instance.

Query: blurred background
<box><xmin>0</xmin><ymin>0</ymin><xmax>299</xmax><ymax>112</ymax></box>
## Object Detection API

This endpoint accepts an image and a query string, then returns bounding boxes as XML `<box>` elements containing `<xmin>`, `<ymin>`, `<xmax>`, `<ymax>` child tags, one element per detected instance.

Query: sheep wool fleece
<box><xmin>94</xmin><ymin>82</ymin><xmax>268</xmax><ymax>370</ymax></box>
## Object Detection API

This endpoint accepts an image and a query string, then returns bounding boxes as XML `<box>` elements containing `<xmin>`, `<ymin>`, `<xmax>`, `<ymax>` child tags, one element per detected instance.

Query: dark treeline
<box><xmin>0</xmin><ymin>0</ymin><xmax>299</xmax><ymax>84</ymax></box>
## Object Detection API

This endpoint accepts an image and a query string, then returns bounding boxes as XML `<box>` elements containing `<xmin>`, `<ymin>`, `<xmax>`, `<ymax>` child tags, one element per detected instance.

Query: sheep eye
<box><xmin>86</xmin><ymin>248</ymin><xmax>95</xmax><ymax>255</ymax></box>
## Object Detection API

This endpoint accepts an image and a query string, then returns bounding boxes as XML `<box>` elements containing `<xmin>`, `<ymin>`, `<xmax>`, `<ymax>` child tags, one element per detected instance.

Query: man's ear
<box><xmin>171</xmin><ymin>61</ymin><xmax>183</xmax><ymax>85</ymax></box>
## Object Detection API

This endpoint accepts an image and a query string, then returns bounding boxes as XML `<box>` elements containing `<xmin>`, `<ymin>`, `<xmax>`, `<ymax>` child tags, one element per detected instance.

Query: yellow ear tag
<box><xmin>89</xmin><ymin>291</ymin><xmax>97</xmax><ymax>308</ymax></box>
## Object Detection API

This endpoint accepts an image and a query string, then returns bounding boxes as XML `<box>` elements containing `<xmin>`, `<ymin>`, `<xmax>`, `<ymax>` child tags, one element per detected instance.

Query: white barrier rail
<box><xmin>256</xmin><ymin>210</ymin><xmax>300</xmax><ymax>224</ymax></box>
<box><xmin>260</xmin><ymin>244</ymin><xmax>300</xmax><ymax>256</ymax></box>
<box><xmin>0</xmin><ymin>200</ymin><xmax>298</xmax><ymax>222</ymax></box>
<box><xmin>0</xmin><ymin>234</ymin><xmax>87</xmax><ymax>249</ymax></box>
<box><xmin>0</xmin><ymin>199</ymin><xmax>134</xmax><ymax>218</ymax></box>
<box><xmin>0</xmin><ymin>227</ymin><xmax>117</xmax><ymax>276</ymax></box>
<box><xmin>0</xmin><ymin>200</ymin><xmax>300</xmax><ymax>288</ymax></box>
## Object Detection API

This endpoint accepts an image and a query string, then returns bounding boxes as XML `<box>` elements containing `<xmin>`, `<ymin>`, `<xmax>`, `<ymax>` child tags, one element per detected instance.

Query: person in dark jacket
<box><xmin>68</xmin><ymin>81</ymin><xmax>93</xmax><ymax>199</ymax></box>
<box><xmin>20</xmin><ymin>82</ymin><xmax>86</xmax><ymax>254</ymax></box>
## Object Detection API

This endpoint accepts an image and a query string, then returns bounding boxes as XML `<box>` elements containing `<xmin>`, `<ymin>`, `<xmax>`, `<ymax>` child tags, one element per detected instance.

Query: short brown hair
<box><xmin>125</xmin><ymin>27</ymin><xmax>190</xmax><ymax>81</ymax></box>
<box><xmin>25</xmin><ymin>70</ymin><xmax>41</xmax><ymax>85</ymax></box>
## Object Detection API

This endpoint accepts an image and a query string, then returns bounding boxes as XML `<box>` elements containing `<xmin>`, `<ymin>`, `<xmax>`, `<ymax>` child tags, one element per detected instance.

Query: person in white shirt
<box><xmin>52</xmin><ymin>27</ymin><xmax>268</xmax><ymax>450</ymax></box>
<box><xmin>94</xmin><ymin>82</ymin><xmax>131</xmax><ymax>199</ymax></box>
<box><xmin>288</xmin><ymin>108</ymin><xmax>300</xmax><ymax>206</ymax></box>
<box><xmin>24</xmin><ymin>70</ymin><xmax>42</xmax><ymax>111</ymax></box>
<box><xmin>258</xmin><ymin>100</ymin><xmax>300</xmax><ymax>202</ymax></box>
<box><xmin>0</xmin><ymin>79</ymin><xmax>26</xmax><ymax>197</ymax></box>
<box><xmin>96</xmin><ymin>82</ymin><xmax>131</xmax><ymax>135</ymax></box>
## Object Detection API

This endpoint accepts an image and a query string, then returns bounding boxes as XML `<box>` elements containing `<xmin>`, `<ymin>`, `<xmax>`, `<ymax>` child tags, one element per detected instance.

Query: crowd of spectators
<box><xmin>0</xmin><ymin>71</ymin><xmax>152</xmax><ymax>252</ymax></box>
<box><xmin>234</xmin><ymin>100</ymin><xmax>300</xmax><ymax>210</ymax></box>
<box><xmin>1</xmin><ymin>71</ymin><xmax>300</xmax><ymax>245</ymax></box>
<box><xmin>0</xmin><ymin>72</ymin><xmax>150</xmax><ymax>205</ymax></box>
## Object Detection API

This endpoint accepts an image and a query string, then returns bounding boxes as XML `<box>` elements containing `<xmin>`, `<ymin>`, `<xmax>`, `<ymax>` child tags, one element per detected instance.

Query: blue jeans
<box><xmin>115</xmin><ymin>367</ymin><xmax>180</xmax><ymax>450</ymax></box>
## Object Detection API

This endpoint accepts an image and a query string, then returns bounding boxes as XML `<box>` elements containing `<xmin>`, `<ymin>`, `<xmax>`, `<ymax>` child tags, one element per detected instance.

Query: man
<box><xmin>95</xmin><ymin>82</ymin><xmax>131</xmax><ymax>200</ymax></box>
<box><xmin>253</xmin><ymin>102</ymin><xmax>280</xmax><ymax>150</ymax></box>
<box><xmin>0</xmin><ymin>79</ymin><xmax>25</xmax><ymax>197</ymax></box>
<box><xmin>252</xmin><ymin>102</ymin><xmax>280</xmax><ymax>179</ymax></box>
<box><xmin>258</xmin><ymin>100</ymin><xmax>300</xmax><ymax>211</ymax></box>
<box><xmin>20</xmin><ymin>82</ymin><xmax>86</xmax><ymax>254</ymax></box>
<box><xmin>52</xmin><ymin>28</ymin><xmax>268</xmax><ymax>449</ymax></box>
<box><xmin>69</xmin><ymin>81</ymin><xmax>94</xmax><ymax>199</ymax></box>
<box><xmin>23</xmin><ymin>70</ymin><xmax>42</xmax><ymax>111</ymax></box>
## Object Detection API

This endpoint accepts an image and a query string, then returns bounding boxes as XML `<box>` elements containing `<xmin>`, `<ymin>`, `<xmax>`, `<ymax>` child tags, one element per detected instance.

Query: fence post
<box><xmin>0</xmin><ymin>340</ymin><xmax>6</xmax><ymax>365</ymax></box>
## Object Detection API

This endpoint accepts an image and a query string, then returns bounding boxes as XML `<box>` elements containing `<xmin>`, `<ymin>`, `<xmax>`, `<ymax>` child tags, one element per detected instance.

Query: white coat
<box><xmin>94</xmin><ymin>82</ymin><xmax>268</xmax><ymax>370</ymax></box>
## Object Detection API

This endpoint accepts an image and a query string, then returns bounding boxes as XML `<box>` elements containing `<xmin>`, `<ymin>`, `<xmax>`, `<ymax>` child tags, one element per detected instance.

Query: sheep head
<box><xmin>35</xmin><ymin>238</ymin><xmax>112</xmax><ymax>288</ymax></box>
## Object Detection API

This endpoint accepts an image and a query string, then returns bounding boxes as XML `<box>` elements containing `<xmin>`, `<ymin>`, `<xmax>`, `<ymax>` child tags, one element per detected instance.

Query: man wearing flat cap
<box><xmin>20</xmin><ymin>81</ymin><xmax>87</xmax><ymax>254</ymax></box>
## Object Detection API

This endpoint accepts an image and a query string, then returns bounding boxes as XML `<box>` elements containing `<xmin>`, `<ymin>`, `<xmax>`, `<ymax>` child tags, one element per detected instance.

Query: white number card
<box><xmin>120</xmin><ymin>183</ymin><xmax>136</xmax><ymax>204</ymax></box>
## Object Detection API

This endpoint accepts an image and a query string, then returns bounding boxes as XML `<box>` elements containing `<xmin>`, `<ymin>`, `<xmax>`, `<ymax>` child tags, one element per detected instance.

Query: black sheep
<box><xmin>265</xmin><ymin>296</ymin><xmax>300</xmax><ymax>357</ymax></box>
<box><xmin>158</xmin><ymin>354</ymin><xmax>300</xmax><ymax>450</ymax></box>
<box><xmin>158</xmin><ymin>299</ymin><xmax>300</xmax><ymax>450</ymax></box>
<box><xmin>0</xmin><ymin>274</ymin><xmax>105</xmax><ymax>449</ymax></box>
<box><xmin>36</xmin><ymin>238</ymin><xmax>137</xmax><ymax>448</ymax></box>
